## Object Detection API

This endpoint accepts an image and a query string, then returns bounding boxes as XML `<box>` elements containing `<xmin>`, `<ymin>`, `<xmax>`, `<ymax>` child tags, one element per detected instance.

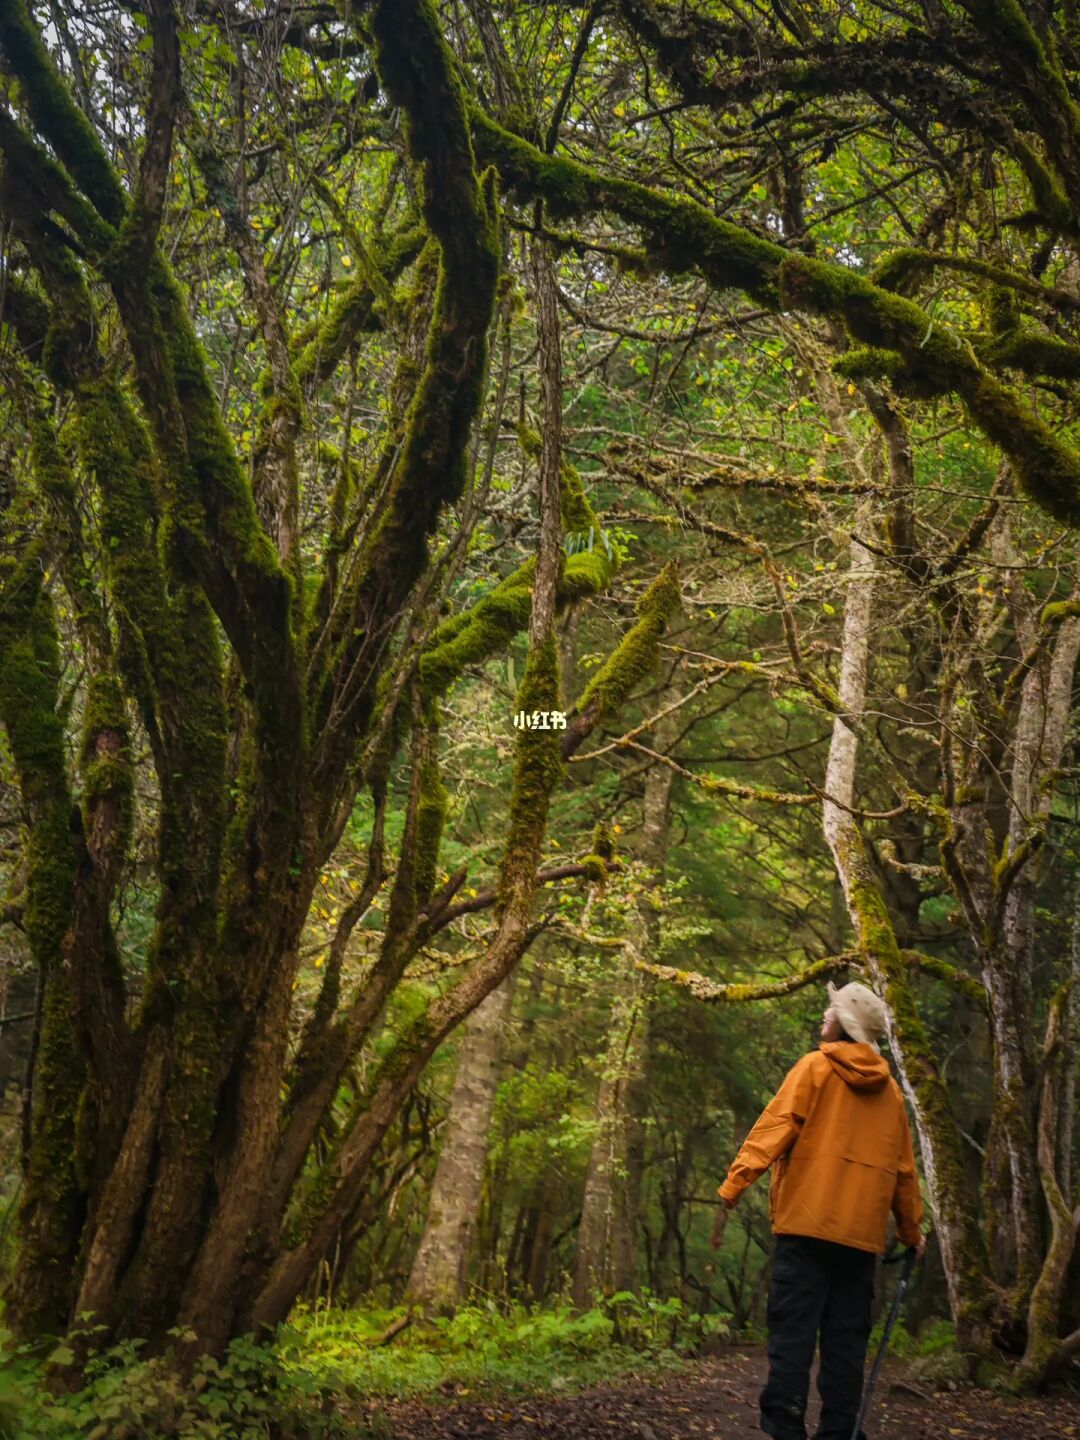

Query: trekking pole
<box><xmin>850</xmin><ymin>1245</ymin><xmax>917</xmax><ymax>1440</ymax></box>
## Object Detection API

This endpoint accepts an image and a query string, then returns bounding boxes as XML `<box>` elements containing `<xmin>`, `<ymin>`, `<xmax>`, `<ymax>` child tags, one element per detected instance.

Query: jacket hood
<box><xmin>819</xmin><ymin>1040</ymin><xmax>890</xmax><ymax>1090</ymax></box>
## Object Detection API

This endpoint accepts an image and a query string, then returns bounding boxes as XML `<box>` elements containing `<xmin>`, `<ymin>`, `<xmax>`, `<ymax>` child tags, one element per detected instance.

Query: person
<box><xmin>711</xmin><ymin>980</ymin><xmax>926</xmax><ymax>1440</ymax></box>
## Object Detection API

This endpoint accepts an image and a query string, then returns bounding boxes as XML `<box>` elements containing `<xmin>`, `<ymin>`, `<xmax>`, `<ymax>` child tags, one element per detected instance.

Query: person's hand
<box><xmin>914</xmin><ymin>1232</ymin><xmax>928</xmax><ymax>1262</ymax></box>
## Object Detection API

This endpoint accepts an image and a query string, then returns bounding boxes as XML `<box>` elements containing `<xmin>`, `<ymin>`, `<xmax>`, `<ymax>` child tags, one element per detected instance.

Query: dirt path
<box><xmin>353</xmin><ymin>1349</ymin><xmax>1080</xmax><ymax>1440</ymax></box>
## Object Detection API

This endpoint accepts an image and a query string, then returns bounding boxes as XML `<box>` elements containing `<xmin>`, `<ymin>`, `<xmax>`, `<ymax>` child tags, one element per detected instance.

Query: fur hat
<box><xmin>827</xmin><ymin>980</ymin><xmax>887</xmax><ymax>1052</ymax></box>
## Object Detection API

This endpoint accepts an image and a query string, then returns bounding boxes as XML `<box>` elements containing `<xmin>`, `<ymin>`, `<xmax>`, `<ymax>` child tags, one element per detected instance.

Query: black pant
<box><xmin>760</xmin><ymin>1234</ymin><xmax>876</xmax><ymax>1440</ymax></box>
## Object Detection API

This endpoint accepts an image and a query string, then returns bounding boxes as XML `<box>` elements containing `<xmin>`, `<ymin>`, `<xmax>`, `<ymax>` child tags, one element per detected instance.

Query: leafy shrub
<box><xmin>0</xmin><ymin>1326</ymin><xmax>361</xmax><ymax>1439</ymax></box>
<box><xmin>601</xmin><ymin>1289</ymin><xmax>730</xmax><ymax>1355</ymax></box>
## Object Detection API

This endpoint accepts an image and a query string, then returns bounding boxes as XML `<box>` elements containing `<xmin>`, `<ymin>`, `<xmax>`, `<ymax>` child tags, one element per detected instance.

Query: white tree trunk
<box><xmin>819</xmin><ymin>530</ymin><xmax>987</xmax><ymax>1339</ymax></box>
<box><xmin>405</xmin><ymin>975</ymin><xmax>517</xmax><ymax>1310</ymax></box>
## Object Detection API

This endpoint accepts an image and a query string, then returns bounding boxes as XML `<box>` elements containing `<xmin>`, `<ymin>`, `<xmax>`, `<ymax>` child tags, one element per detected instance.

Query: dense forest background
<box><xmin>2</xmin><ymin>0</ymin><xmax>1080</xmax><ymax>1433</ymax></box>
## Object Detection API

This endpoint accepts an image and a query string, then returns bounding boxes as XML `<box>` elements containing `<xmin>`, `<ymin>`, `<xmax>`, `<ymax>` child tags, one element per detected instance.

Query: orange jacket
<box><xmin>717</xmin><ymin>1041</ymin><xmax>923</xmax><ymax>1254</ymax></box>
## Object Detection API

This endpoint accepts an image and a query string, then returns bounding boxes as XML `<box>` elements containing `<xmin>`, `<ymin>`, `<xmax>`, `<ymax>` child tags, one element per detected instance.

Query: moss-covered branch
<box><xmin>614</xmin><ymin>740</ymin><xmax>817</xmax><ymax>806</ymax></box>
<box><xmin>0</xmin><ymin>0</ymin><xmax>304</xmax><ymax>781</ymax></box>
<box><xmin>1015</xmin><ymin>978</ymin><xmax>1080</xmax><ymax>1388</ymax></box>
<box><xmin>291</xmin><ymin>222</ymin><xmax>426</xmax><ymax>395</ymax></box>
<box><xmin>871</xmin><ymin>248</ymin><xmax>1080</xmax><ymax>316</ymax></box>
<box><xmin>309</xmin><ymin>0</ymin><xmax>500</xmax><ymax>782</ymax></box>
<box><xmin>955</xmin><ymin>0</ymin><xmax>1080</xmax><ymax>225</ymax></box>
<box><xmin>28</xmin><ymin>412</ymin><xmax>135</xmax><ymax>1189</ymax></box>
<box><xmin>471</xmin><ymin>108</ymin><xmax>1080</xmax><ymax>523</ymax></box>
<box><xmin>0</xmin><ymin>0</ymin><xmax>126</xmax><ymax>226</ymax></box>
<box><xmin>563</xmin><ymin>562</ymin><xmax>682</xmax><ymax>757</ymax></box>
<box><xmin>635</xmin><ymin>953</ymin><xmax>859</xmax><ymax>1003</ymax></box>
<box><xmin>779</xmin><ymin>254</ymin><xmax>1080</xmax><ymax>523</ymax></box>
<box><xmin>189</xmin><ymin>117</ymin><xmax>302</xmax><ymax>568</ymax></box>
<box><xmin>418</xmin><ymin>455</ymin><xmax>614</xmax><ymax>703</ymax></box>
<box><xmin>901</xmin><ymin>950</ymin><xmax>988</xmax><ymax>1007</ymax></box>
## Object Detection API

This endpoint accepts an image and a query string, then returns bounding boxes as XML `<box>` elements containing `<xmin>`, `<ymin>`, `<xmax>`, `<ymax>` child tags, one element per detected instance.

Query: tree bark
<box><xmin>405</xmin><ymin>975</ymin><xmax>517</xmax><ymax>1310</ymax></box>
<box><xmin>1016</xmin><ymin>980</ymin><xmax>1080</xmax><ymax>1387</ymax></box>
<box><xmin>572</xmin><ymin>671</ymin><xmax>678</xmax><ymax>1308</ymax></box>
<box><xmin>990</xmin><ymin>608</ymin><xmax>1080</xmax><ymax>1300</ymax></box>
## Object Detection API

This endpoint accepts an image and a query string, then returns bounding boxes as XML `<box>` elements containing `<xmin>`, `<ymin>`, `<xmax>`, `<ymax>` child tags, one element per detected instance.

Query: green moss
<box><xmin>982</xmin><ymin>329</ymin><xmax>1080</xmax><ymax>379</ymax></box>
<box><xmin>517</xmin><ymin>429</ymin><xmax>606</xmax><ymax>540</ymax></box>
<box><xmin>498</xmin><ymin>632</ymin><xmax>564</xmax><ymax>905</ymax></box>
<box><xmin>559</xmin><ymin>459</ymin><xmax>603</xmax><ymax>538</ymax></box>
<box><xmin>517</xmin><ymin>423</ymin><xmax>542</xmax><ymax>459</ymax></box>
<box><xmin>573</xmin><ymin>563</ymin><xmax>681</xmax><ymax>722</ymax></box>
<box><xmin>833</xmin><ymin>347</ymin><xmax>902</xmax><ymax>381</ymax></box>
<box><xmin>697</xmin><ymin>773</ymin><xmax>815</xmax><ymax>805</ymax></box>
<box><xmin>0</xmin><ymin>0</ymin><xmax>126</xmax><ymax>226</ymax></box>
<box><xmin>419</xmin><ymin>562</ymin><xmax>536</xmax><ymax>702</ymax></box>
<box><xmin>870</xmin><ymin>248</ymin><xmax>930</xmax><ymax>292</ymax></box>
<box><xmin>0</xmin><ymin>557</ymin><xmax>83</xmax><ymax>1335</ymax></box>
<box><xmin>414</xmin><ymin>705</ymin><xmax>448</xmax><ymax>904</ymax></box>
<box><xmin>80</xmin><ymin>672</ymin><xmax>133</xmax><ymax>808</ymax></box>
<box><xmin>959</xmin><ymin>368</ymin><xmax>1080</xmax><ymax>523</ymax></box>
<box><xmin>317</xmin><ymin>2</ymin><xmax>501</xmax><ymax>770</ymax></box>
<box><xmin>291</xmin><ymin>225</ymin><xmax>425</xmax><ymax>391</ymax></box>
<box><xmin>871</xmin><ymin>245</ymin><xmax>1080</xmax><ymax>314</ymax></box>
<box><xmin>366</xmin><ymin>677</ymin><xmax>411</xmax><ymax>792</ymax></box>
<box><xmin>582</xmin><ymin>854</ymin><xmax>608</xmax><ymax>883</ymax></box>
<box><xmin>562</xmin><ymin>549</ymin><xmax>614</xmax><ymax>600</ymax></box>
<box><xmin>1040</xmin><ymin>597</ymin><xmax>1080</xmax><ymax>626</ymax></box>
<box><xmin>418</xmin><ymin>458</ymin><xmax>614</xmax><ymax>709</ymax></box>
<box><xmin>900</xmin><ymin>950</ymin><xmax>988</xmax><ymax>1007</ymax></box>
<box><xmin>472</xmin><ymin>108</ymin><xmax>782</xmax><ymax>303</ymax></box>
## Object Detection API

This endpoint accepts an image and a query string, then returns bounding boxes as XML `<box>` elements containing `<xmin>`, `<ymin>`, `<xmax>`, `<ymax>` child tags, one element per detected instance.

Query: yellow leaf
<box><xmin>340</xmin><ymin>254</ymin><xmax>352</xmax><ymax>267</ymax></box>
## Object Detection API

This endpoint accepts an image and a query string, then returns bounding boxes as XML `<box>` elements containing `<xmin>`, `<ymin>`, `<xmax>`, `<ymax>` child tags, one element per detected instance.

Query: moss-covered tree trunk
<box><xmin>1014</xmin><ymin>979</ymin><xmax>1080</xmax><ymax>1387</ymax></box>
<box><xmin>0</xmin><ymin>550</ymin><xmax>81</xmax><ymax>1335</ymax></box>
<box><xmin>0</xmin><ymin>0</ymin><xmax>512</xmax><ymax>1352</ymax></box>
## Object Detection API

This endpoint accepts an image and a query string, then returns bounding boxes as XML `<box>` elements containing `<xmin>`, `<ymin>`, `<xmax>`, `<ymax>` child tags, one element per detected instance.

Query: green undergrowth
<box><xmin>0</xmin><ymin>1294</ymin><xmax>729</xmax><ymax>1438</ymax></box>
<box><xmin>870</xmin><ymin>1315</ymin><xmax>956</xmax><ymax>1360</ymax></box>
<box><xmin>295</xmin><ymin>1290</ymin><xmax>728</xmax><ymax>1399</ymax></box>
<box><xmin>0</xmin><ymin>1326</ymin><xmax>360</xmax><ymax>1440</ymax></box>
<box><xmin>867</xmin><ymin>1316</ymin><xmax>972</xmax><ymax>1388</ymax></box>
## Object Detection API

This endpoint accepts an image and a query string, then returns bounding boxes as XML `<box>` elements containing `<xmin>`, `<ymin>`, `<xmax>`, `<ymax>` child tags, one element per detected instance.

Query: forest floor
<box><xmin>348</xmin><ymin>1347</ymin><xmax>1080</xmax><ymax>1440</ymax></box>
